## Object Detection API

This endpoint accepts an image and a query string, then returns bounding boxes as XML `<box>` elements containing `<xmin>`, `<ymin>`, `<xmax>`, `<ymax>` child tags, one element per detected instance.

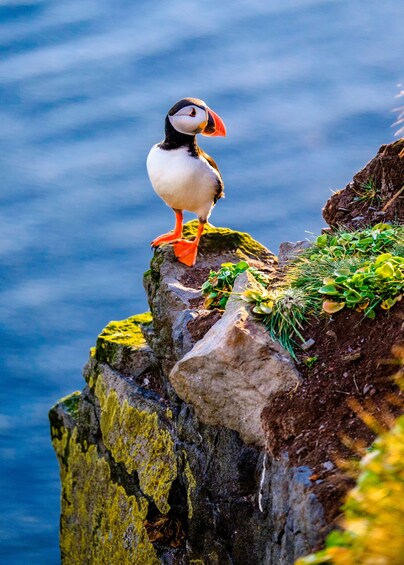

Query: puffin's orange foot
<box><xmin>173</xmin><ymin>240</ymin><xmax>199</xmax><ymax>267</ymax></box>
<box><xmin>151</xmin><ymin>232</ymin><xmax>182</xmax><ymax>247</ymax></box>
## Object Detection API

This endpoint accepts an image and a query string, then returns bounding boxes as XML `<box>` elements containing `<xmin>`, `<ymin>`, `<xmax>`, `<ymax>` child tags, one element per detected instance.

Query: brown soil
<box><xmin>187</xmin><ymin>309</ymin><xmax>222</xmax><ymax>342</ymax></box>
<box><xmin>262</xmin><ymin>300</ymin><xmax>404</xmax><ymax>522</ymax></box>
<box><xmin>323</xmin><ymin>139</ymin><xmax>404</xmax><ymax>228</ymax></box>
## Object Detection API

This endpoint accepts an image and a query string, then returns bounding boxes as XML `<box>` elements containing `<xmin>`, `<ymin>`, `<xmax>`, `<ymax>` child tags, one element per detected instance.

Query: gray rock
<box><xmin>170</xmin><ymin>271</ymin><xmax>301</xmax><ymax>446</ymax></box>
<box><xmin>143</xmin><ymin>222</ymin><xmax>277</xmax><ymax>373</ymax></box>
<box><xmin>50</xmin><ymin>223</ymin><xmax>333</xmax><ymax>565</ymax></box>
<box><xmin>278</xmin><ymin>240</ymin><xmax>311</xmax><ymax>268</ymax></box>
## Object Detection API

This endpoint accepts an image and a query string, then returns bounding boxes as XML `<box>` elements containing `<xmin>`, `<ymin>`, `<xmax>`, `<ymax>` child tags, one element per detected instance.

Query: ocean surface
<box><xmin>0</xmin><ymin>0</ymin><xmax>402</xmax><ymax>562</ymax></box>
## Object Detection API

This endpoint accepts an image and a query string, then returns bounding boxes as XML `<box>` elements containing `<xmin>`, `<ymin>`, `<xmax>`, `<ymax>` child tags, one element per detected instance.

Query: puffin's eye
<box><xmin>189</xmin><ymin>107</ymin><xmax>196</xmax><ymax>117</ymax></box>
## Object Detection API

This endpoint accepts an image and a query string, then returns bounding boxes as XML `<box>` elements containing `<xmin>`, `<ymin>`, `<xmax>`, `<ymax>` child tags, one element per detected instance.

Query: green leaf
<box><xmin>316</xmin><ymin>234</ymin><xmax>328</xmax><ymax>247</ymax></box>
<box><xmin>219</xmin><ymin>296</ymin><xmax>228</xmax><ymax>309</ymax></box>
<box><xmin>252</xmin><ymin>305</ymin><xmax>265</xmax><ymax>315</ymax></box>
<box><xmin>381</xmin><ymin>297</ymin><xmax>397</xmax><ymax>310</ymax></box>
<box><xmin>375</xmin><ymin>262</ymin><xmax>395</xmax><ymax>278</ymax></box>
<box><xmin>372</xmin><ymin>222</ymin><xmax>391</xmax><ymax>231</ymax></box>
<box><xmin>374</xmin><ymin>253</ymin><xmax>393</xmax><ymax>265</ymax></box>
<box><xmin>319</xmin><ymin>285</ymin><xmax>339</xmax><ymax>295</ymax></box>
<box><xmin>334</xmin><ymin>276</ymin><xmax>348</xmax><ymax>283</ymax></box>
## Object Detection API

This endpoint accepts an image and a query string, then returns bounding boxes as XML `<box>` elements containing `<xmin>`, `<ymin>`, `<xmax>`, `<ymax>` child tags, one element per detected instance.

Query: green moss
<box><xmin>95</xmin><ymin>373</ymin><xmax>177</xmax><ymax>514</ymax></box>
<box><xmin>54</xmin><ymin>391</ymin><xmax>81</xmax><ymax>419</ymax></box>
<box><xmin>181</xmin><ymin>220</ymin><xmax>274</xmax><ymax>261</ymax></box>
<box><xmin>52</xmin><ymin>427</ymin><xmax>158</xmax><ymax>565</ymax></box>
<box><xmin>95</xmin><ymin>312</ymin><xmax>152</xmax><ymax>365</ymax></box>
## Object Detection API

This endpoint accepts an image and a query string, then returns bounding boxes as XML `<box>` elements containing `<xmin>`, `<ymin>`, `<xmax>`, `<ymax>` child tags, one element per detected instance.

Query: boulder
<box><xmin>169</xmin><ymin>271</ymin><xmax>300</xmax><ymax>446</ymax></box>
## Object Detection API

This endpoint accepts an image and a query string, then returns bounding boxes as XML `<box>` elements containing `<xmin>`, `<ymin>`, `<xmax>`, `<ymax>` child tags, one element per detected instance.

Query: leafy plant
<box><xmin>242</xmin><ymin>287</ymin><xmax>309</xmax><ymax>358</ymax></box>
<box><xmin>314</xmin><ymin>223</ymin><xmax>403</xmax><ymax>259</ymax></box>
<box><xmin>201</xmin><ymin>261</ymin><xmax>272</xmax><ymax>309</ymax></box>
<box><xmin>304</xmin><ymin>356</ymin><xmax>318</xmax><ymax>369</ymax></box>
<box><xmin>319</xmin><ymin>253</ymin><xmax>404</xmax><ymax>318</ymax></box>
<box><xmin>200</xmin><ymin>224</ymin><xmax>404</xmax><ymax>358</ymax></box>
<box><xmin>352</xmin><ymin>178</ymin><xmax>381</xmax><ymax>206</ymax></box>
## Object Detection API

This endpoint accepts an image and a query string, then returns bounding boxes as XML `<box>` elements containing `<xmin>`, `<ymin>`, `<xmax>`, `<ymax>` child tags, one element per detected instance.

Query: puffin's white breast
<box><xmin>146</xmin><ymin>145</ymin><xmax>220</xmax><ymax>220</ymax></box>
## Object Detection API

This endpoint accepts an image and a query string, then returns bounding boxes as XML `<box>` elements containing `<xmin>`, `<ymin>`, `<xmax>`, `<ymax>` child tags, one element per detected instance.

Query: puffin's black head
<box><xmin>166</xmin><ymin>97</ymin><xmax>226</xmax><ymax>137</ymax></box>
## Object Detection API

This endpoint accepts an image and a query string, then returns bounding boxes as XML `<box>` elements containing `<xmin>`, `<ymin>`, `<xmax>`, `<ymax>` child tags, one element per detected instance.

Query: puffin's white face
<box><xmin>168</xmin><ymin>103</ymin><xmax>208</xmax><ymax>136</ymax></box>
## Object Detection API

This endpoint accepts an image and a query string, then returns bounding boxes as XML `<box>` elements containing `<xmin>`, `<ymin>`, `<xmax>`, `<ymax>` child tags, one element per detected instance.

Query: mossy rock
<box><xmin>95</xmin><ymin>312</ymin><xmax>154</xmax><ymax>375</ymax></box>
<box><xmin>56</xmin><ymin>391</ymin><xmax>81</xmax><ymax>419</ymax></box>
<box><xmin>182</xmin><ymin>220</ymin><xmax>275</xmax><ymax>262</ymax></box>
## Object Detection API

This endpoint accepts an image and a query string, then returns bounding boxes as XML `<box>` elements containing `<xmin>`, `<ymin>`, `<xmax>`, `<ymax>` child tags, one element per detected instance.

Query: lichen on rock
<box><xmin>94</xmin><ymin>370</ymin><xmax>177</xmax><ymax>514</ymax></box>
<box><xmin>52</xmin><ymin>425</ymin><xmax>159</xmax><ymax>565</ymax></box>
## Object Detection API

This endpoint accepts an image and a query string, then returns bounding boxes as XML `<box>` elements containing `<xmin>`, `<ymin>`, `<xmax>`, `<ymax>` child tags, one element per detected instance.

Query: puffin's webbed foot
<box><xmin>173</xmin><ymin>240</ymin><xmax>199</xmax><ymax>266</ymax></box>
<box><xmin>151</xmin><ymin>210</ymin><xmax>183</xmax><ymax>247</ymax></box>
<box><xmin>173</xmin><ymin>221</ymin><xmax>205</xmax><ymax>267</ymax></box>
<box><xmin>151</xmin><ymin>231</ymin><xmax>182</xmax><ymax>247</ymax></box>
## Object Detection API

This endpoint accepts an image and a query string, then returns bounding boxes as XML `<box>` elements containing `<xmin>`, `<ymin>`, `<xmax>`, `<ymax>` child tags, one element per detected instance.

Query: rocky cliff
<box><xmin>50</xmin><ymin>140</ymin><xmax>404</xmax><ymax>565</ymax></box>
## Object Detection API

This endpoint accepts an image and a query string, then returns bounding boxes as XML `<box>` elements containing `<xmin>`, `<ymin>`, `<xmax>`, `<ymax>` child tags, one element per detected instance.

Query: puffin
<box><xmin>147</xmin><ymin>97</ymin><xmax>226</xmax><ymax>267</ymax></box>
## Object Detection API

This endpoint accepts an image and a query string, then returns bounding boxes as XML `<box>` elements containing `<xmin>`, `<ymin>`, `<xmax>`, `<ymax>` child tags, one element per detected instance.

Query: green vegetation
<box><xmin>201</xmin><ymin>224</ymin><xmax>404</xmax><ymax>358</ymax></box>
<box><xmin>304</xmin><ymin>356</ymin><xmax>318</xmax><ymax>369</ymax></box>
<box><xmin>319</xmin><ymin>253</ymin><xmax>403</xmax><ymax>319</ymax></box>
<box><xmin>96</xmin><ymin>313</ymin><xmax>152</xmax><ymax>352</ymax></box>
<box><xmin>295</xmin><ymin>412</ymin><xmax>404</xmax><ymax>565</ymax></box>
<box><xmin>201</xmin><ymin>260</ymin><xmax>272</xmax><ymax>309</ymax></box>
<box><xmin>352</xmin><ymin>178</ymin><xmax>381</xmax><ymax>206</ymax></box>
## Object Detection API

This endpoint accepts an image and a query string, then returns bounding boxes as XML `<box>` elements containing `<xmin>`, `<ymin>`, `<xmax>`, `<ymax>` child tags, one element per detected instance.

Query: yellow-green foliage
<box><xmin>95</xmin><ymin>373</ymin><xmax>177</xmax><ymax>514</ymax></box>
<box><xmin>52</xmin><ymin>427</ymin><xmax>159</xmax><ymax>565</ymax></box>
<box><xmin>296</xmin><ymin>414</ymin><xmax>404</xmax><ymax>565</ymax></box>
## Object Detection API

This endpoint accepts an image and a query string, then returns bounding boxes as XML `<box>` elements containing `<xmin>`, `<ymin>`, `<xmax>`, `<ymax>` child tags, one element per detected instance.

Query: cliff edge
<box><xmin>50</xmin><ymin>139</ymin><xmax>404</xmax><ymax>565</ymax></box>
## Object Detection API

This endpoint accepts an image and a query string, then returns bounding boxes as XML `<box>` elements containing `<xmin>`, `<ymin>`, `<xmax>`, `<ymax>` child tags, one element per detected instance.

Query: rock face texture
<box><xmin>170</xmin><ymin>271</ymin><xmax>300</xmax><ymax>446</ymax></box>
<box><xmin>50</xmin><ymin>224</ymin><xmax>328</xmax><ymax>565</ymax></box>
<box><xmin>322</xmin><ymin>138</ymin><xmax>404</xmax><ymax>228</ymax></box>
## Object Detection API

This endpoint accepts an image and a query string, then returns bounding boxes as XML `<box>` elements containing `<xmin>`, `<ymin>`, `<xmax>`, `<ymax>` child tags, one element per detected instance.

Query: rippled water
<box><xmin>0</xmin><ymin>0</ymin><xmax>402</xmax><ymax>562</ymax></box>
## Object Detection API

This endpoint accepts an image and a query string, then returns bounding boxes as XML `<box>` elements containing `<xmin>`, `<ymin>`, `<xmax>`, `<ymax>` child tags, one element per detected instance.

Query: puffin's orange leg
<box><xmin>173</xmin><ymin>222</ymin><xmax>205</xmax><ymax>267</ymax></box>
<box><xmin>151</xmin><ymin>211</ymin><xmax>183</xmax><ymax>247</ymax></box>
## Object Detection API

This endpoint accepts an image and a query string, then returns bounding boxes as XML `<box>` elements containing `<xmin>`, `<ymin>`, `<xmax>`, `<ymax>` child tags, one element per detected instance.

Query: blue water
<box><xmin>0</xmin><ymin>1</ymin><xmax>402</xmax><ymax>562</ymax></box>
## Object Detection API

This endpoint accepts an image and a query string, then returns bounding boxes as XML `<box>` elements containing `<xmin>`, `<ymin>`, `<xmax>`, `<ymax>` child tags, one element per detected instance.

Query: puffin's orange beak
<box><xmin>202</xmin><ymin>107</ymin><xmax>227</xmax><ymax>137</ymax></box>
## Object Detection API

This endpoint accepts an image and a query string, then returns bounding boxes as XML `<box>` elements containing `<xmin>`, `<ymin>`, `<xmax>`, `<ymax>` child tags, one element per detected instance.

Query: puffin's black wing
<box><xmin>198</xmin><ymin>147</ymin><xmax>225</xmax><ymax>204</ymax></box>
